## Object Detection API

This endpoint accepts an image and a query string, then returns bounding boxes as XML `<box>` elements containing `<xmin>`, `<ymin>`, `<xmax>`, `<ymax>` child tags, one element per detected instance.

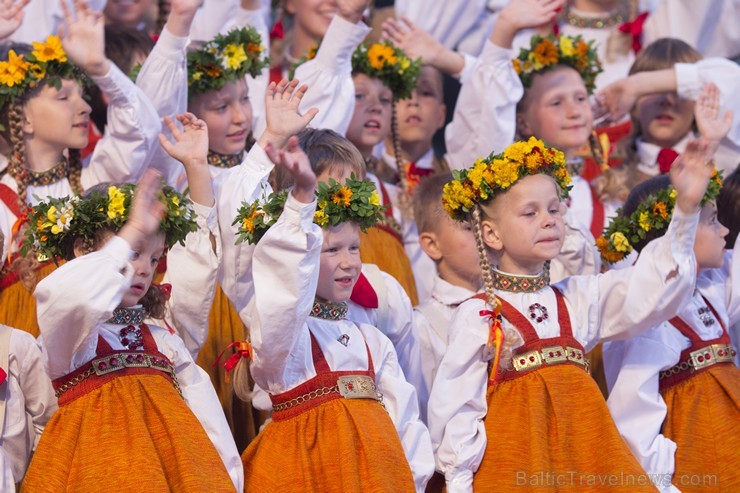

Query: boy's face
<box><xmin>188</xmin><ymin>79</ymin><xmax>252</xmax><ymax>156</ymax></box>
<box><xmin>317</xmin><ymin>222</ymin><xmax>362</xmax><ymax>303</ymax></box>
<box><xmin>347</xmin><ymin>73</ymin><xmax>392</xmax><ymax>155</ymax></box>
<box><xmin>694</xmin><ymin>201</ymin><xmax>729</xmax><ymax>269</ymax></box>
<box><xmin>423</xmin><ymin>217</ymin><xmax>481</xmax><ymax>292</ymax></box>
<box><xmin>24</xmin><ymin>79</ymin><xmax>91</xmax><ymax>153</ymax></box>
<box><xmin>482</xmin><ymin>174</ymin><xmax>565</xmax><ymax>275</ymax></box>
<box><xmin>634</xmin><ymin>91</ymin><xmax>694</xmax><ymax>149</ymax></box>
<box><xmin>394</xmin><ymin>66</ymin><xmax>446</xmax><ymax>147</ymax></box>
<box><xmin>120</xmin><ymin>232</ymin><xmax>165</xmax><ymax>308</ymax></box>
<box><xmin>518</xmin><ymin>66</ymin><xmax>592</xmax><ymax>156</ymax></box>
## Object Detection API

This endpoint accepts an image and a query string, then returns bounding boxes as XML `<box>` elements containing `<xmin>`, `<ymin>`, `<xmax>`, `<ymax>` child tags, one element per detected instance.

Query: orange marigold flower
<box><xmin>367</xmin><ymin>44</ymin><xmax>397</xmax><ymax>71</ymax></box>
<box><xmin>531</xmin><ymin>39</ymin><xmax>558</xmax><ymax>69</ymax></box>
<box><xmin>652</xmin><ymin>201</ymin><xmax>668</xmax><ymax>219</ymax></box>
<box><xmin>331</xmin><ymin>186</ymin><xmax>353</xmax><ymax>207</ymax></box>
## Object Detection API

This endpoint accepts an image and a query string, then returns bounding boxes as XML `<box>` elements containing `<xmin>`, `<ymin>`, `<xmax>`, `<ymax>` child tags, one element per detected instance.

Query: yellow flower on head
<box><xmin>192</xmin><ymin>72</ymin><xmax>203</xmax><ymax>81</ymax></box>
<box><xmin>669</xmin><ymin>189</ymin><xmax>677</xmax><ymax>201</ymax></box>
<box><xmin>638</xmin><ymin>211</ymin><xmax>652</xmax><ymax>231</ymax></box>
<box><xmin>247</xmin><ymin>42</ymin><xmax>263</xmax><ymax>54</ymax></box>
<box><xmin>46</xmin><ymin>205</ymin><xmax>58</xmax><ymax>223</ymax></box>
<box><xmin>530</xmin><ymin>38</ymin><xmax>558</xmax><ymax>70</ymax></box>
<box><xmin>559</xmin><ymin>36</ymin><xmax>575</xmax><ymax>57</ymax></box>
<box><xmin>314</xmin><ymin>209</ymin><xmax>329</xmax><ymax>226</ymax></box>
<box><xmin>367</xmin><ymin>44</ymin><xmax>397</xmax><ymax>70</ymax></box>
<box><xmin>503</xmin><ymin>142</ymin><xmax>526</xmax><ymax>164</ymax></box>
<box><xmin>171</xmin><ymin>196</ymin><xmax>180</xmax><ymax>207</ymax></box>
<box><xmin>241</xmin><ymin>216</ymin><xmax>255</xmax><ymax>233</ymax></box>
<box><xmin>331</xmin><ymin>186</ymin><xmax>353</xmax><ymax>207</ymax></box>
<box><xmin>223</xmin><ymin>44</ymin><xmax>248</xmax><ymax>70</ymax></box>
<box><xmin>0</xmin><ymin>50</ymin><xmax>29</xmax><ymax>87</ymax></box>
<box><xmin>400</xmin><ymin>57</ymin><xmax>410</xmax><ymax>71</ymax></box>
<box><xmin>512</xmin><ymin>59</ymin><xmax>522</xmax><ymax>74</ymax></box>
<box><xmin>369</xmin><ymin>190</ymin><xmax>381</xmax><ymax>206</ymax></box>
<box><xmin>32</xmin><ymin>35</ymin><xmax>67</xmax><ymax>63</ymax></box>
<box><xmin>107</xmin><ymin>186</ymin><xmax>126</xmax><ymax>219</ymax></box>
<box><xmin>524</xmin><ymin>149</ymin><xmax>543</xmax><ymax>172</ymax></box>
<box><xmin>652</xmin><ymin>201</ymin><xmax>668</xmax><ymax>220</ymax></box>
<box><xmin>610</xmin><ymin>231</ymin><xmax>631</xmax><ymax>253</ymax></box>
<box><xmin>596</xmin><ymin>236</ymin><xmax>624</xmax><ymax>263</ymax></box>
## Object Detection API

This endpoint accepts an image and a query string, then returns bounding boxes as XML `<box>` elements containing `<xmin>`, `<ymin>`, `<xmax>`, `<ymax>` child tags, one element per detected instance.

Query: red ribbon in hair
<box><xmin>154</xmin><ymin>283</ymin><xmax>172</xmax><ymax>300</ymax></box>
<box><xmin>214</xmin><ymin>341</ymin><xmax>253</xmax><ymax>373</ymax></box>
<box><xmin>618</xmin><ymin>12</ymin><xmax>649</xmax><ymax>54</ymax></box>
<box><xmin>270</xmin><ymin>19</ymin><xmax>285</xmax><ymax>41</ymax></box>
<box><xmin>0</xmin><ymin>368</ymin><xmax>6</xmax><ymax>385</ymax></box>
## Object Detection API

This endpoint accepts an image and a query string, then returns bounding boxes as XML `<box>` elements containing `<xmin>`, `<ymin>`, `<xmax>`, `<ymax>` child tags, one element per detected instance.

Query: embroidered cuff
<box><xmin>445</xmin><ymin>470</ymin><xmax>474</xmax><ymax>493</ymax></box>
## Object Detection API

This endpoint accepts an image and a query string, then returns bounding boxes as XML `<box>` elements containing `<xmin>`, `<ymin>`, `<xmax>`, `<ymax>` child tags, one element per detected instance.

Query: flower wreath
<box><xmin>351</xmin><ymin>41</ymin><xmax>421</xmax><ymax>100</ymax></box>
<box><xmin>0</xmin><ymin>35</ymin><xmax>89</xmax><ymax>108</ymax></box>
<box><xmin>442</xmin><ymin>137</ymin><xmax>572</xmax><ymax>221</ymax></box>
<box><xmin>597</xmin><ymin>169</ymin><xmax>723</xmax><ymax>264</ymax></box>
<box><xmin>188</xmin><ymin>26</ymin><xmax>269</xmax><ymax>95</ymax></box>
<box><xmin>513</xmin><ymin>34</ymin><xmax>603</xmax><ymax>93</ymax></box>
<box><xmin>23</xmin><ymin>184</ymin><xmax>198</xmax><ymax>261</ymax></box>
<box><xmin>234</xmin><ymin>176</ymin><xmax>385</xmax><ymax>245</ymax></box>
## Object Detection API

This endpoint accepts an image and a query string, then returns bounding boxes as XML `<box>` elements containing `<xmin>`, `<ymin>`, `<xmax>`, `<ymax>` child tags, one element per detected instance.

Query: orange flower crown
<box><xmin>351</xmin><ymin>41</ymin><xmax>421</xmax><ymax>100</ymax></box>
<box><xmin>513</xmin><ymin>35</ymin><xmax>603</xmax><ymax>93</ymax></box>
<box><xmin>442</xmin><ymin>137</ymin><xmax>572</xmax><ymax>221</ymax></box>
<box><xmin>0</xmin><ymin>35</ymin><xmax>88</xmax><ymax>108</ymax></box>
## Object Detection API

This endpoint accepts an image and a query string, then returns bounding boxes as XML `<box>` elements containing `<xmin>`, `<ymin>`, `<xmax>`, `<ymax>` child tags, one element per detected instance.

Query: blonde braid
<box><xmin>7</xmin><ymin>101</ymin><xmax>29</xmax><ymax>211</ymax></box>
<box><xmin>232</xmin><ymin>355</ymin><xmax>253</xmax><ymax>403</ymax></box>
<box><xmin>390</xmin><ymin>101</ymin><xmax>413</xmax><ymax>219</ymax></box>
<box><xmin>67</xmin><ymin>148</ymin><xmax>84</xmax><ymax>194</ymax></box>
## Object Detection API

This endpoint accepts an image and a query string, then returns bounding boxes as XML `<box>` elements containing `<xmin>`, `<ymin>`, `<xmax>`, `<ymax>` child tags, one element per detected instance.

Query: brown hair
<box><xmin>717</xmin><ymin>166</ymin><xmax>740</xmax><ymax>249</ymax></box>
<box><xmin>271</xmin><ymin>128</ymin><xmax>366</xmax><ymax>190</ymax></box>
<box><xmin>595</xmin><ymin>38</ymin><xmax>702</xmax><ymax>204</ymax></box>
<box><xmin>412</xmin><ymin>171</ymin><xmax>451</xmax><ymax>234</ymax></box>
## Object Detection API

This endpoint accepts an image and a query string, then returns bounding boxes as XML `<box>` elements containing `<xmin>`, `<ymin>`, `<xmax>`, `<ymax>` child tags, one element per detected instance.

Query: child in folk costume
<box><xmin>427</xmin><ymin>136</ymin><xmax>714</xmax><ymax>492</ymax></box>
<box><xmin>231</xmin><ymin>138</ymin><xmax>434</xmax><ymax>492</ymax></box>
<box><xmin>21</xmin><ymin>116</ymin><xmax>242</xmax><ymax>491</ymax></box>
<box><xmin>601</xmin><ymin>175</ymin><xmax>738</xmax><ymax>489</ymax></box>
<box><xmin>0</xmin><ymin>0</ymin><xmax>160</xmax><ymax>335</ymax></box>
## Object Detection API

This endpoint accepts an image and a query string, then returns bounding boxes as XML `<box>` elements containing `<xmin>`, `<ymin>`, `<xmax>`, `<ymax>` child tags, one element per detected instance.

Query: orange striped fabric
<box><xmin>0</xmin><ymin>261</ymin><xmax>60</xmax><ymax>337</ymax></box>
<box><xmin>359</xmin><ymin>226</ymin><xmax>419</xmax><ymax>306</ymax></box>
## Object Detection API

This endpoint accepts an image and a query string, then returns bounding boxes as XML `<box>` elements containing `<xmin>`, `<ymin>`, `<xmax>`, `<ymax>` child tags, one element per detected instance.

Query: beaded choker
<box><xmin>106</xmin><ymin>307</ymin><xmax>147</xmax><ymax>326</ymax></box>
<box><xmin>492</xmin><ymin>267</ymin><xmax>550</xmax><ymax>293</ymax></box>
<box><xmin>310</xmin><ymin>300</ymin><xmax>348</xmax><ymax>321</ymax></box>
<box><xmin>566</xmin><ymin>8</ymin><xmax>625</xmax><ymax>29</ymax></box>
<box><xmin>9</xmin><ymin>155</ymin><xmax>69</xmax><ymax>187</ymax></box>
<box><xmin>207</xmin><ymin>151</ymin><xmax>244</xmax><ymax>169</ymax></box>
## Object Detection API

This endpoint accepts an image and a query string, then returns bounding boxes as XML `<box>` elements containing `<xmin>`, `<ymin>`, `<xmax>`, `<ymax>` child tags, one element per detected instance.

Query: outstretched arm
<box><xmin>0</xmin><ymin>0</ymin><xmax>29</xmax><ymax>40</ymax></box>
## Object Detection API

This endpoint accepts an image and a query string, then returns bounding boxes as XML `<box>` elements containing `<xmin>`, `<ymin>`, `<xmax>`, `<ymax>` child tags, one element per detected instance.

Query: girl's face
<box><xmin>104</xmin><ymin>0</ymin><xmax>156</xmax><ymax>29</ymax></box>
<box><xmin>346</xmin><ymin>73</ymin><xmax>392</xmax><ymax>155</ymax></box>
<box><xmin>188</xmin><ymin>79</ymin><xmax>252</xmax><ymax>156</ymax></box>
<box><xmin>120</xmin><ymin>232</ymin><xmax>166</xmax><ymax>308</ymax></box>
<box><xmin>634</xmin><ymin>91</ymin><xmax>694</xmax><ymax>149</ymax></box>
<box><xmin>316</xmin><ymin>222</ymin><xmax>362</xmax><ymax>303</ymax></box>
<box><xmin>694</xmin><ymin>201</ymin><xmax>729</xmax><ymax>269</ymax></box>
<box><xmin>285</xmin><ymin>0</ymin><xmax>338</xmax><ymax>41</ymax></box>
<box><xmin>395</xmin><ymin>66</ymin><xmax>446</xmax><ymax>146</ymax></box>
<box><xmin>518</xmin><ymin>66</ymin><xmax>592</xmax><ymax>156</ymax></box>
<box><xmin>482</xmin><ymin>174</ymin><xmax>565</xmax><ymax>275</ymax></box>
<box><xmin>23</xmin><ymin>79</ymin><xmax>91</xmax><ymax>152</ymax></box>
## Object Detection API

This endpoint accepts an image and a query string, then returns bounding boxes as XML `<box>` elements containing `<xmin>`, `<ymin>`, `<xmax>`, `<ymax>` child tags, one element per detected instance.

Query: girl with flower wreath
<box><xmin>0</xmin><ymin>0</ymin><xmax>160</xmax><ymax>336</ymax></box>
<box><xmin>229</xmin><ymin>133</ymin><xmax>433</xmax><ymax>492</ymax></box>
<box><xmin>21</xmin><ymin>114</ymin><xmax>243</xmax><ymax>491</ymax></box>
<box><xmin>601</xmin><ymin>151</ymin><xmax>739</xmax><ymax>492</ymax></box>
<box><xmin>427</xmin><ymin>136</ymin><xmax>714</xmax><ymax>492</ymax></box>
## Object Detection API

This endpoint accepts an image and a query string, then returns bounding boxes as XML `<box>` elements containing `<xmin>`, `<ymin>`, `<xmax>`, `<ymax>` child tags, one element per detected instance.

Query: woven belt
<box><xmin>55</xmin><ymin>352</ymin><xmax>181</xmax><ymax>398</ymax></box>
<box><xmin>272</xmin><ymin>375</ymin><xmax>382</xmax><ymax>412</ymax></box>
<box><xmin>660</xmin><ymin>343</ymin><xmax>736</xmax><ymax>380</ymax></box>
<box><xmin>512</xmin><ymin>345</ymin><xmax>589</xmax><ymax>373</ymax></box>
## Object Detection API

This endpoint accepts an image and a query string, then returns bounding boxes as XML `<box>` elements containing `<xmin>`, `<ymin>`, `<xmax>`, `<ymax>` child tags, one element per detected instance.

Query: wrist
<box><xmin>435</xmin><ymin>48</ymin><xmax>465</xmax><ymax>76</ymax></box>
<box><xmin>338</xmin><ymin>9</ymin><xmax>364</xmax><ymax>25</ymax></box>
<box><xmin>257</xmin><ymin>130</ymin><xmax>289</xmax><ymax>152</ymax></box>
<box><xmin>164</xmin><ymin>14</ymin><xmax>195</xmax><ymax>38</ymax></box>
<box><xmin>675</xmin><ymin>197</ymin><xmax>700</xmax><ymax>215</ymax></box>
<box><xmin>83</xmin><ymin>59</ymin><xmax>111</xmax><ymax>78</ymax></box>
<box><xmin>490</xmin><ymin>20</ymin><xmax>518</xmax><ymax>49</ymax></box>
<box><xmin>291</xmin><ymin>184</ymin><xmax>316</xmax><ymax>204</ymax></box>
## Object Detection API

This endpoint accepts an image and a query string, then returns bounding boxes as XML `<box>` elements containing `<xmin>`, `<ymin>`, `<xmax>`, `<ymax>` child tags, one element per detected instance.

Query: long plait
<box><xmin>67</xmin><ymin>148</ymin><xmax>84</xmax><ymax>195</ymax></box>
<box><xmin>588</xmin><ymin>132</ymin><xmax>609</xmax><ymax>172</ymax></box>
<box><xmin>390</xmin><ymin>100</ymin><xmax>412</xmax><ymax>219</ymax></box>
<box><xmin>7</xmin><ymin>100</ymin><xmax>29</xmax><ymax>211</ymax></box>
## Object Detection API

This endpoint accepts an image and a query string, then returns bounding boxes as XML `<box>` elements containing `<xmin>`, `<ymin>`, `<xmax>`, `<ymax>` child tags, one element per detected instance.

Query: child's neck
<box><xmin>438</xmin><ymin>266</ymin><xmax>481</xmax><ymax>293</ymax></box>
<box><xmin>497</xmin><ymin>259</ymin><xmax>548</xmax><ymax>277</ymax></box>
<box><xmin>571</xmin><ymin>0</ymin><xmax>621</xmax><ymax>13</ymax></box>
<box><xmin>23</xmin><ymin>142</ymin><xmax>66</xmax><ymax>173</ymax></box>
<box><xmin>385</xmin><ymin>139</ymin><xmax>433</xmax><ymax>165</ymax></box>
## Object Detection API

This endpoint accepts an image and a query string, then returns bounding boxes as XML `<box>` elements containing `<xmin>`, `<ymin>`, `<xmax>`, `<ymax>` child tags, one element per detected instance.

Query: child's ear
<box><xmin>418</xmin><ymin>231</ymin><xmax>443</xmax><ymax>261</ymax></box>
<box><xmin>481</xmin><ymin>219</ymin><xmax>504</xmax><ymax>252</ymax></box>
<box><xmin>22</xmin><ymin>115</ymin><xmax>34</xmax><ymax>136</ymax></box>
<box><xmin>516</xmin><ymin>112</ymin><xmax>531</xmax><ymax>138</ymax></box>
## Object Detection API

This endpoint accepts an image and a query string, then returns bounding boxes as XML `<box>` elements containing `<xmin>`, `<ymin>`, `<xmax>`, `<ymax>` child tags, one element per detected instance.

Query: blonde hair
<box><xmin>412</xmin><ymin>172</ymin><xmax>451</xmax><ymax>234</ymax></box>
<box><xmin>232</xmin><ymin>355</ymin><xmax>253</xmax><ymax>402</ymax></box>
<box><xmin>594</xmin><ymin>38</ymin><xmax>702</xmax><ymax>204</ymax></box>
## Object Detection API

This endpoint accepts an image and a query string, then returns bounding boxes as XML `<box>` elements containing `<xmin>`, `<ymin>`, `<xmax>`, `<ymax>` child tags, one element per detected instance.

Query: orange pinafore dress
<box><xmin>242</xmin><ymin>332</ymin><xmax>415</xmax><ymax>492</ymax></box>
<box><xmin>659</xmin><ymin>300</ymin><xmax>740</xmax><ymax>492</ymax></box>
<box><xmin>23</xmin><ymin>324</ymin><xmax>234</xmax><ymax>492</ymax></box>
<box><xmin>473</xmin><ymin>290</ymin><xmax>653</xmax><ymax>492</ymax></box>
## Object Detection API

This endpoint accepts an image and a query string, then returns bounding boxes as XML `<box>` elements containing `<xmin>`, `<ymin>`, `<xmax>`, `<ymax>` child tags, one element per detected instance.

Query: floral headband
<box><xmin>187</xmin><ymin>26</ymin><xmax>269</xmax><ymax>95</ymax></box>
<box><xmin>0</xmin><ymin>35</ymin><xmax>88</xmax><ymax>108</ymax></box>
<box><xmin>351</xmin><ymin>41</ymin><xmax>421</xmax><ymax>100</ymax></box>
<box><xmin>23</xmin><ymin>184</ymin><xmax>198</xmax><ymax>261</ymax></box>
<box><xmin>442</xmin><ymin>137</ymin><xmax>572</xmax><ymax>221</ymax></box>
<box><xmin>234</xmin><ymin>176</ymin><xmax>385</xmax><ymax>245</ymax></box>
<box><xmin>597</xmin><ymin>169</ymin><xmax>723</xmax><ymax>263</ymax></box>
<box><xmin>513</xmin><ymin>35</ymin><xmax>602</xmax><ymax>93</ymax></box>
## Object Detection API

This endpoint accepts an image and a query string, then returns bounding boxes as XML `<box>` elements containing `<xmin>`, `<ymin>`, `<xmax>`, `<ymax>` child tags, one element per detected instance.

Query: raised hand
<box><xmin>59</xmin><ymin>0</ymin><xmax>109</xmax><ymax>76</ymax></box>
<box><xmin>382</xmin><ymin>17</ymin><xmax>442</xmax><ymax>65</ymax></box>
<box><xmin>593</xmin><ymin>77</ymin><xmax>638</xmax><ymax>124</ymax></box>
<box><xmin>669</xmin><ymin>139</ymin><xmax>714</xmax><ymax>214</ymax></box>
<box><xmin>264</xmin><ymin>136</ymin><xmax>317</xmax><ymax>204</ymax></box>
<box><xmin>159</xmin><ymin>113</ymin><xmax>209</xmax><ymax>168</ymax></box>
<box><xmin>259</xmin><ymin>79</ymin><xmax>319</xmax><ymax>150</ymax></box>
<box><xmin>695</xmin><ymin>83</ymin><xmax>733</xmax><ymax>148</ymax></box>
<box><xmin>0</xmin><ymin>0</ymin><xmax>29</xmax><ymax>40</ymax></box>
<box><xmin>337</xmin><ymin>0</ymin><xmax>371</xmax><ymax>24</ymax></box>
<box><xmin>164</xmin><ymin>0</ymin><xmax>201</xmax><ymax>37</ymax></box>
<box><xmin>118</xmin><ymin>169</ymin><xmax>167</xmax><ymax>247</ymax></box>
<box><xmin>492</xmin><ymin>0</ymin><xmax>565</xmax><ymax>48</ymax></box>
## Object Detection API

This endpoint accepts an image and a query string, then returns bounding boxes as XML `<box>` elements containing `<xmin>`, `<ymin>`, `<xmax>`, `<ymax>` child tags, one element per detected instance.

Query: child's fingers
<box><xmin>158</xmin><ymin>133</ymin><xmax>174</xmax><ymax>154</ymax></box>
<box><xmin>163</xmin><ymin>116</ymin><xmax>183</xmax><ymax>140</ymax></box>
<box><xmin>283</xmin><ymin>79</ymin><xmax>300</xmax><ymax>100</ymax></box>
<box><xmin>399</xmin><ymin>17</ymin><xmax>415</xmax><ymax>31</ymax></box>
<box><xmin>302</xmin><ymin>107</ymin><xmax>319</xmax><ymax>126</ymax></box>
<box><xmin>59</xmin><ymin>0</ymin><xmax>73</xmax><ymax>27</ymax></box>
<box><xmin>264</xmin><ymin>142</ymin><xmax>280</xmax><ymax>164</ymax></box>
<box><xmin>274</xmin><ymin>79</ymin><xmax>290</xmax><ymax>98</ymax></box>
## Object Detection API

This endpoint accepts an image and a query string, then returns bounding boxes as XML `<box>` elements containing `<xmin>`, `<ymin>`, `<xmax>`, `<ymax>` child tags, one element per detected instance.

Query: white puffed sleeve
<box><xmin>81</xmin><ymin>64</ymin><xmax>161</xmax><ymax>188</ymax></box>
<box><xmin>190</xmin><ymin>0</ymin><xmax>239</xmax><ymax>41</ymax></box>
<box><xmin>293</xmin><ymin>15</ymin><xmax>371</xmax><ymax>135</ymax></box>
<box><xmin>0</xmin><ymin>446</ymin><xmax>14</xmax><ymax>493</ymax></box>
<box><xmin>161</xmin><ymin>202</ymin><xmax>221</xmax><ymax>359</ymax></box>
<box><xmin>427</xmin><ymin>298</ymin><xmax>490</xmax><ymax>493</ymax></box>
<box><xmin>697</xmin><ymin>244</ymin><xmax>738</xmax><ymax>328</ymax></box>
<box><xmin>34</xmin><ymin>236</ymin><xmax>135</xmax><ymax>378</ymax></box>
<box><xmin>444</xmin><ymin>41</ymin><xmax>520</xmax><ymax>169</ymax></box>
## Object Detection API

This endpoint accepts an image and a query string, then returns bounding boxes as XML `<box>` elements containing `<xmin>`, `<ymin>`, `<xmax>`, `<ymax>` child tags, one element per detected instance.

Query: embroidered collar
<box><xmin>492</xmin><ymin>266</ymin><xmax>550</xmax><ymax>293</ymax></box>
<box><xmin>310</xmin><ymin>300</ymin><xmax>348</xmax><ymax>321</ymax></box>
<box><xmin>9</xmin><ymin>155</ymin><xmax>68</xmax><ymax>187</ymax></box>
<box><xmin>107</xmin><ymin>306</ymin><xmax>147</xmax><ymax>325</ymax></box>
<box><xmin>566</xmin><ymin>7</ymin><xmax>625</xmax><ymax>29</ymax></box>
<box><xmin>207</xmin><ymin>151</ymin><xmax>244</xmax><ymax>169</ymax></box>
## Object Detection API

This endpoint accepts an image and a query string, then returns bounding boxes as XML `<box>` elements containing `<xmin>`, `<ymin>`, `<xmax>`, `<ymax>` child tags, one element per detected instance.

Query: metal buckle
<box><xmin>540</xmin><ymin>346</ymin><xmax>568</xmax><ymax>365</ymax></box>
<box><xmin>512</xmin><ymin>350</ymin><xmax>542</xmax><ymax>371</ymax></box>
<box><xmin>711</xmin><ymin>343</ymin><xmax>736</xmax><ymax>364</ymax></box>
<box><xmin>337</xmin><ymin>375</ymin><xmax>378</xmax><ymax>400</ymax></box>
<box><xmin>566</xmin><ymin>346</ymin><xmax>587</xmax><ymax>367</ymax></box>
<box><xmin>689</xmin><ymin>347</ymin><xmax>716</xmax><ymax>370</ymax></box>
<box><xmin>92</xmin><ymin>355</ymin><xmax>126</xmax><ymax>375</ymax></box>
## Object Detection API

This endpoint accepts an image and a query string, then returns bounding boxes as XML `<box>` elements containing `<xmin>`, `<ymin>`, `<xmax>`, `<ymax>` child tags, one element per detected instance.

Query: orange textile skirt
<box><xmin>242</xmin><ymin>398</ymin><xmax>415</xmax><ymax>492</ymax></box>
<box><xmin>0</xmin><ymin>261</ymin><xmax>60</xmax><ymax>337</ymax></box>
<box><xmin>360</xmin><ymin>226</ymin><xmax>418</xmax><ymax>306</ymax></box>
<box><xmin>22</xmin><ymin>372</ymin><xmax>235</xmax><ymax>492</ymax></box>
<box><xmin>661</xmin><ymin>365</ymin><xmax>740</xmax><ymax>492</ymax></box>
<box><xmin>474</xmin><ymin>365</ymin><xmax>655</xmax><ymax>492</ymax></box>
